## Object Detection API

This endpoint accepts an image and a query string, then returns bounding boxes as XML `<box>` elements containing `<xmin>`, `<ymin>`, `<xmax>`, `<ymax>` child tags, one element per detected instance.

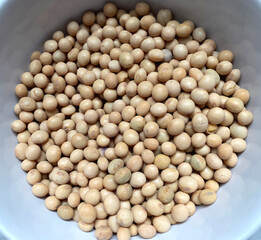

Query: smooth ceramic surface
<box><xmin>1</xmin><ymin>0</ymin><xmax>261</xmax><ymax>239</ymax></box>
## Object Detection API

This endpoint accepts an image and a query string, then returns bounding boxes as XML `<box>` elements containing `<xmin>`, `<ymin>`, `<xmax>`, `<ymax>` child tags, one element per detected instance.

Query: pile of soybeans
<box><xmin>12</xmin><ymin>2</ymin><xmax>254</xmax><ymax>240</ymax></box>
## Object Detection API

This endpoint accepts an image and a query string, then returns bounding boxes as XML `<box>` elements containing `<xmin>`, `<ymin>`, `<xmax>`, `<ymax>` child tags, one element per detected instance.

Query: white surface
<box><xmin>1</xmin><ymin>231</ymin><xmax>260</xmax><ymax>240</ymax></box>
<box><xmin>4</xmin><ymin>232</ymin><xmax>261</xmax><ymax>240</ymax></box>
<box><xmin>1</xmin><ymin>0</ymin><xmax>261</xmax><ymax>240</ymax></box>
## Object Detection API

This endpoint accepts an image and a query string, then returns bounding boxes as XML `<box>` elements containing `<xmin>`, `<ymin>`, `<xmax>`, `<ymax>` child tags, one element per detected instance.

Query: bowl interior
<box><xmin>1</xmin><ymin>0</ymin><xmax>261</xmax><ymax>239</ymax></box>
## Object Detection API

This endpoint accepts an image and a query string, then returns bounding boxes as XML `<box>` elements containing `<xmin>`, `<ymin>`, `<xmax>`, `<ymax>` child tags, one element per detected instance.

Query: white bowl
<box><xmin>0</xmin><ymin>0</ymin><xmax>261</xmax><ymax>239</ymax></box>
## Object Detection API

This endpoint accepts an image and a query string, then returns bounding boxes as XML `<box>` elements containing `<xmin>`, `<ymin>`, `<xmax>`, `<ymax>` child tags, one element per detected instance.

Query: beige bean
<box><xmin>138</xmin><ymin>224</ymin><xmax>156</xmax><ymax>239</ymax></box>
